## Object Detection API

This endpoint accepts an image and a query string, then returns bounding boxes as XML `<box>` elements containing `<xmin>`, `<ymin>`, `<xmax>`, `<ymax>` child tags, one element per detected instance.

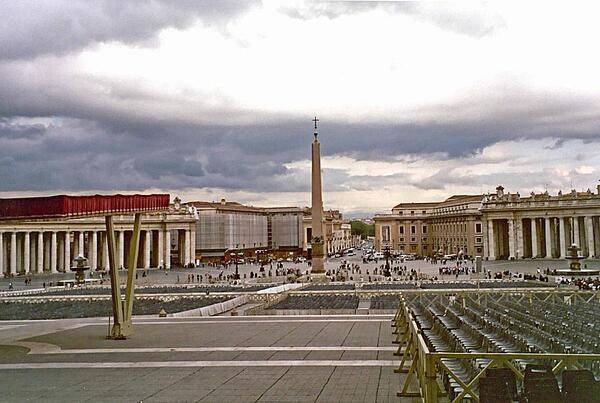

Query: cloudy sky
<box><xmin>2</xmin><ymin>1</ymin><xmax>600</xmax><ymax>216</ymax></box>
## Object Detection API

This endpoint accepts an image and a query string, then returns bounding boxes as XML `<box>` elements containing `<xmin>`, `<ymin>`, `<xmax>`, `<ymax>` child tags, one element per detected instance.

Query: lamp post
<box><xmin>234</xmin><ymin>253</ymin><xmax>240</xmax><ymax>280</ymax></box>
<box><xmin>383</xmin><ymin>245</ymin><xmax>391</xmax><ymax>277</ymax></box>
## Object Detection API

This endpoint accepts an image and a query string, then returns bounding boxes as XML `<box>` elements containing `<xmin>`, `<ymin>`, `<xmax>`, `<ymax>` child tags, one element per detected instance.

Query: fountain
<box><xmin>70</xmin><ymin>255</ymin><xmax>91</xmax><ymax>284</ymax></box>
<box><xmin>555</xmin><ymin>244</ymin><xmax>599</xmax><ymax>276</ymax></box>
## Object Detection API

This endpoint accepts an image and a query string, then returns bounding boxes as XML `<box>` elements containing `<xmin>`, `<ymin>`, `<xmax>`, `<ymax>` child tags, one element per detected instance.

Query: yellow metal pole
<box><xmin>123</xmin><ymin>213</ymin><xmax>142</xmax><ymax>334</ymax></box>
<box><xmin>424</xmin><ymin>353</ymin><xmax>439</xmax><ymax>403</ymax></box>
<box><xmin>106</xmin><ymin>215</ymin><xmax>124</xmax><ymax>339</ymax></box>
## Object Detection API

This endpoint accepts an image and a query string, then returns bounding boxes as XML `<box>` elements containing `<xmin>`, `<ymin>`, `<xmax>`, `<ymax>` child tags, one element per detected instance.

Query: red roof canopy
<box><xmin>0</xmin><ymin>194</ymin><xmax>170</xmax><ymax>220</ymax></box>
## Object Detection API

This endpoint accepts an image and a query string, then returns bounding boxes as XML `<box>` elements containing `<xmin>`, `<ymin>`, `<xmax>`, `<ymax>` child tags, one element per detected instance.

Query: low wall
<box><xmin>246</xmin><ymin>308</ymin><xmax>358</xmax><ymax>316</ymax></box>
<box><xmin>256</xmin><ymin>283</ymin><xmax>304</xmax><ymax>294</ymax></box>
<box><xmin>169</xmin><ymin>295</ymin><xmax>248</xmax><ymax>317</ymax></box>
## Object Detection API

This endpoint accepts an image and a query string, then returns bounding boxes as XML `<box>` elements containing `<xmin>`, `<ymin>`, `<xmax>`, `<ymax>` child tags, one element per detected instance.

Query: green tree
<box><xmin>350</xmin><ymin>221</ymin><xmax>374</xmax><ymax>239</ymax></box>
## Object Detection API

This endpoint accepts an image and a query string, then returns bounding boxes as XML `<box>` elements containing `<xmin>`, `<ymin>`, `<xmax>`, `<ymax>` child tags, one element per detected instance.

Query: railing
<box><xmin>391</xmin><ymin>291</ymin><xmax>600</xmax><ymax>402</ymax></box>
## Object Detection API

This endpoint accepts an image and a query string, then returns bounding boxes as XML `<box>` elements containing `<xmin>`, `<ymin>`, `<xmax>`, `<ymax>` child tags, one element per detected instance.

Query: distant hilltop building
<box><xmin>374</xmin><ymin>184</ymin><xmax>600</xmax><ymax>260</ymax></box>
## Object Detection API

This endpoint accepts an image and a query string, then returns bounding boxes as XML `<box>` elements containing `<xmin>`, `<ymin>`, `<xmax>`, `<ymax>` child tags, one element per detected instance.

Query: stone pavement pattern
<box><xmin>0</xmin><ymin>316</ymin><xmax>414</xmax><ymax>402</ymax></box>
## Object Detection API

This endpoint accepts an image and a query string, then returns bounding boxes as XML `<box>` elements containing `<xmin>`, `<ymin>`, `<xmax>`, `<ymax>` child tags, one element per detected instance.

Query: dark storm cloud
<box><xmin>0</xmin><ymin>89</ymin><xmax>600</xmax><ymax>192</ymax></box>
<box><xmin>0</xmin><ymin>0</ymin><xmax>258</xmax><ymax>61</ymax></box>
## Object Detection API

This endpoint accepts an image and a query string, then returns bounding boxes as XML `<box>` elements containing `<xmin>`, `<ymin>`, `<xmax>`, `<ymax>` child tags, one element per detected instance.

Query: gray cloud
<box><xmin>0</xmin><ymin>0</ymin><xmax>258</xmax><ymax>61</ymax></box>
<box><xmin>0</xmin><ymin>1</ymin><xmax>598</xmax><ymax>207</ymax></box>
<box><xmin>280</xmin><ymin>1</ymin><xmax>505</xmax><ymax>37</ymax></box>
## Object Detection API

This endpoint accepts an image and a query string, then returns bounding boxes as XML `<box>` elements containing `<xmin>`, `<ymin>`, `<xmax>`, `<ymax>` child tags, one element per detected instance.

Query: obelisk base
<box><xmin>309</xmin><ymin>272</ymin><xmax>330</xmax><ymax>283</ymax></box>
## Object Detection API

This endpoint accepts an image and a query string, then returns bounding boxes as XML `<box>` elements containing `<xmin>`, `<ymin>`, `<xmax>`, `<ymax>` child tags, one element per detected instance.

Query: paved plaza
<box><xmin>1</xmin><ymin>254</ymin><xmax>591</xmax><ymax>292</ymax></box>
<box><xmin>0</xmin><ymin>315</ymin><xmax>405</xmax><ymax>403</ymax></box>
<box><xmin>0</xmin><ymin>256</ymin><xmax>596</xmax><ymax>402</ymax></box>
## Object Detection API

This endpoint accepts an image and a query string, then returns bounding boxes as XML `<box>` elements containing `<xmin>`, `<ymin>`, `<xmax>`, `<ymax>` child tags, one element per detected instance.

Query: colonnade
<box><xmin>0</xmin><ymin>228</ymin><xmax>195</xmax><ymax>277</ymax></box>
<box><xmin>486</xmin><ymin>215</ymin><xmax>600</xmax><ymax>260</ymax></box>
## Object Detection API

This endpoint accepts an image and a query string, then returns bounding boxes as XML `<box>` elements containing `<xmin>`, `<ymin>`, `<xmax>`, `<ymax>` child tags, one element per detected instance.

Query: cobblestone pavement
<box><xmin>0</xmin><ymin>315</ymin><xmax>416</xmax><ymax>402</ymax></box>
<box><xmin>2</xmin><ymin>255</ymin><xmax>594</xmax><ymax>292</ymax></box>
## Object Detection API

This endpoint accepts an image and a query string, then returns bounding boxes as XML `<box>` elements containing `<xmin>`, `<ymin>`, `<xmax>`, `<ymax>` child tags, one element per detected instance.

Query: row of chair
<box><xmin>406</xmin><ymin>294</ymin><xmax>600</xmax><ymax>401</ymax></box>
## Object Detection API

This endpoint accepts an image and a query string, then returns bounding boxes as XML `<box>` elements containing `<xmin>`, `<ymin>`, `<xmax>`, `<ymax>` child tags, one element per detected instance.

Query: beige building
<box><xmin>0</xmin><ymin>200</ymin><xmax>196</xmax><ymax>276</ymax></box>
<box><xmin>374</xmin><ymin>195</ymin><xmax>484</xmax><ymax>257</ymax></box>
<box><xmin>302</xmin><ymin>209</ymin><xmax>360</xmax><ymax>256</ymax></box>
<box><xmin>482</xmin><ymin>185</ymin><xmax>600</xmax><ymax>260</ymax></box>
<box><xmin>375</xmin><ymin>184</ymin><xmax>600</xmax><ymax>261</ymax></box>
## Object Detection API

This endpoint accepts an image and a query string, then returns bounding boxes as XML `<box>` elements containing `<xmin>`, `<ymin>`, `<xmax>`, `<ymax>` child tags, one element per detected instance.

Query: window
<box><xmin>422</xmin><ymin>210</ymin><xmax>426</xmax><ymax>214</ymax></box>
<box><xmin>411</xmin><ymin>211</ymin><xmax>414</xmax><ymax>215</ymax></box>
<box><xmin>399</xmin><ymin>225</ymin><xmax>404</xmax><ymax>234</ymax></box>
<box><xmin>422</xmin><ymin>237</ymin><xmax>428</xmax><ymax>242</ymax></box>
<box><xmin>422</xmin><ymin>225</ymin><xmax>427</xmax><ymax>234</ymax></box>
<box><xmin>411</xmin><ymin>225</ymin><xmax>416</xmax><ymax>234</ymax></box>
<box><xmin>475</xmin><ymin>223</ymin><xmax>482</xmax><ymax>233</ymax></box>
<box><xmin>476</xmin><ymin>237</ymin><xmax>482</xmax><ymax>243</ymax></box>
<box><xmin>411</xmin><ymin>237</ymin><xmax>416</xmax><ymax>242</ymax></box>
<box><xmin>382</xmin><ymin>226</ymin><xmax>391</xmax><ymax>242</ymax></box>
<box><xmin>399</xmin><ymin>237</ymin><xmax>404</xmax><ymax>242</ymax></box>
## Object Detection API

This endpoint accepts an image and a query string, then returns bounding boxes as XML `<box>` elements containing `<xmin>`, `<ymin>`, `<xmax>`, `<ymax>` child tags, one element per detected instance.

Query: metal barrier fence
<box><xmin>391</xmin><ymin>290</ymin><xmax>600</xmax><ymax>402</ymax></box>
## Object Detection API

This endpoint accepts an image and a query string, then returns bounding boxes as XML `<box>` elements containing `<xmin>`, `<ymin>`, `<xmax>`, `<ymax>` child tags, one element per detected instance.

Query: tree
<box><xmin>350</xmin><ymin>221</ymin><xmax>374</xmax><ymax>239</ymax></box>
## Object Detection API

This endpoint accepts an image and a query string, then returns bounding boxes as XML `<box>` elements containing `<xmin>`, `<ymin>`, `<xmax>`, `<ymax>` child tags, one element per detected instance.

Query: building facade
<box><xmin>375</xmin><ymin>184</ymin><xmax>600</xmax><ymax>261</ymax></box>
<box><xmin>301</xmin><ymin>209</ymin><xmax>359</xmax><ymax>256</ymax></box>
<box><xmin>0</xmin><ymin>200</ymin><xmax>196</xmax><ymax>277</ymax></box>
<box><xmin>481</xmin><ymin>185</ymin><xmax>600</xmax><ymax>260</ymax></box>
<box><xmin>189</xmin><ymin>199</ymin><xmax>305</xmax><ymax>261</ymax></box>
<box><xmin>374</xmin><ymin>195</ymin><xmax>484</xmax><ymax>257</ymax></box>
<box><xmin>0</xmin><ymin>196</ymin><xmax>362</xmax><ymax>276</ymax></box>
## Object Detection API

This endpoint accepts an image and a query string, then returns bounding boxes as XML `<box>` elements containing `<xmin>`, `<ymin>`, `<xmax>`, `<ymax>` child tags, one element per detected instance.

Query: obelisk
<box><xmin>310</xmin><ymin>116</ymin><xmax>325</xmax><ymax>274</ymax></box>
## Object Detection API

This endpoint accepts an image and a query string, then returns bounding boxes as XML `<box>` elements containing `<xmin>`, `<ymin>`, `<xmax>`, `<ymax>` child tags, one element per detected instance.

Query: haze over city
<box><xmin>2</xmin><ymin>1</ymin><xmax>600</xmax><ymax>216</ymax></box>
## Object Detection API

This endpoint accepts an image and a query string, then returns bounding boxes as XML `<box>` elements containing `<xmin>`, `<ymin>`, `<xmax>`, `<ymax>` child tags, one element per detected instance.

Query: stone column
<box><xmin>78</xmin><ymin>232</ymin><xmax>85</xmax><ymax>256</ymax></box>
<box><xmin>143</xmin><ymin>230</ymin><xmax>151</xmax><ymax>269</ymax></box>
<box><xmin>573</xmin><ymin>217</ymin><xmax>580</xmax><ymax>247</ymax></box>
<box><xmin>487</xmin><ymin>220</ymin><xmax>495</xmax><ymax>260</ymax></box>
<box><xmin>585</xmin><ymin>216</ymin><xmax>595</xmax><ymax>258</ymax></box>
<box><xmin>37</xmin><ymin>232</ymin><xmax>44</xmax><ymax>273</ymax></box>
<box><xmin>22</xmin><ymin>232</ymin><xmax>30</xmax><ymax>274</ymax></box>
<box><xmin>118</xmin><ymin>230</ymin><xmax>125</xmax><ymax>269</ymax></box>
<box><xmin>594</xmin><ymin>217</ymin><xmax>600</xmax><ymax>259</ymax></box>
<box><xmin>508</xmin><ymin>219</ymin><xmax>516</xmax><ymax>259</ymax></box>
<box><xmin>10</xmin><ymin>232</ymin><xmax>17</xmax><ymax>275</ymax></box>
<box><xmin>559</xmin><ymin>217</ymin><xmax>567</xmax><ymax>259</ymax></box>
<box><xmin>30</xmin><ymin>233</ymin><xmax>37</xmax><ymax>273</ymax></box>
<box><xmin>530</xmin><ymin>219</ymin><xmax>538</xmax><ymax>258</ymax></box>
<box><xmin>164</xmin><ymin>229</ymin><xmax>171</xmax><ymax>269</ymax></box>
<box><xmin>0</xmin><ymin>232</ymin><xmax>3</xmax><ymax>276</ymax></box>
<box><xmin>183</xmin><ymin>229</ymin><xmax>191</xmax><ymax>266</ymax></box>
<box><xmin>190</xmin><ymin>228</ymin><xmax>196</xmax><ymax>266</ymax></box>
<box><xmin>64</xmin><ymin>231</ymin><xmax>71</xmax><ymax>270</ymax></box>
<box><xmin>91</xmin><ymin>231</ymin><xmax>98</xmax><ymax>270</ymax></box>
<box><xmin>50</xmin><ymin>231</ymin><xmax>57</xmax><ymax>273</ymax></box>
<box><xmin>157</xmin><ymin>230</ymin><xmax>164</xmax><ymax>268</ymax></box>
<box><xmin>57</xmin><ymin>234</ymin><xmax>64</xmax><ymax>272</ymax></box>
<box><xmin>102</xmin><ymin>232</ymin><xmax>109</xmax><ymax>270</ymax></box>
<box><xmin>516</xmin><ymin>219</ymin><xmax>523</xmax><ymax>259</ymax></box>
<box><xmin>544</xmin><ymin>218</ymin><xmax>552</xmax><ymax>258</ymax></box>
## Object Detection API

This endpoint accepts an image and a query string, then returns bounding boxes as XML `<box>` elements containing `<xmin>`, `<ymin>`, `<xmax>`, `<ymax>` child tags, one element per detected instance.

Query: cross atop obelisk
<box><xmin>310</xmin><ymin>116</ymin><xmax>326</xmax><ymax>276</ymax></box>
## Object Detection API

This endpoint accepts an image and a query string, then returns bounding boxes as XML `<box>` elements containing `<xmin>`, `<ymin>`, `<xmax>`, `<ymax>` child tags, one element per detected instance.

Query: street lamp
<box><xmin>234</xmin><ymin>252</ymin><xmax>240</xmax><ymax>280</ymax></box>
<box><xmin>383</xmin><ymin>245</ymin><xmax>391</xmax><ymax>277</ymax></box>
